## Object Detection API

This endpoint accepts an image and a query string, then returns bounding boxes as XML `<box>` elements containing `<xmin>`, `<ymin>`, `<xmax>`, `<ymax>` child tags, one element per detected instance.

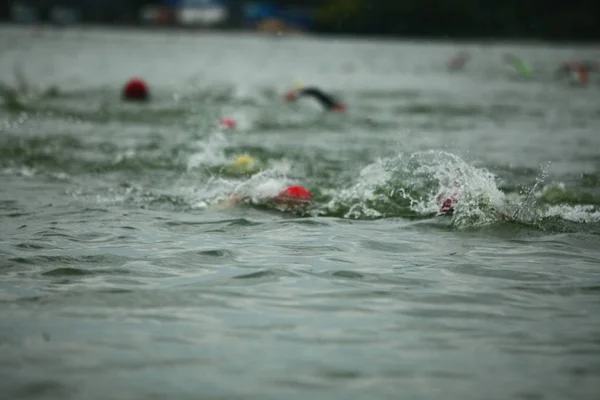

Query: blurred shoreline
<box><xmin>2</xmin><ymin>22</ymin><xmax>599</xmax><ymax>48</ymax></box>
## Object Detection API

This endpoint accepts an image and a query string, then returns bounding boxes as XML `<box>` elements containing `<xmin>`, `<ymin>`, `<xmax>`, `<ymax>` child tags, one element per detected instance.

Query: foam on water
<box><xmin>544</xmin><ymin>204</ymin><xmax>600</xmax><ymax>223</ymax></box>
<box><xmin>186</xmin><ymin>131</ymin><xmax>230</xmax><ymax>170</ymax></box>
<box><xmin>325</xmin><ymin>150</ymin><xmax>507</xmax><ymax>226</ymax></box>
<box><xmin>532</xmin><ymin>182</ymin><xmax>600</xmax><ymax>224</ymax></box>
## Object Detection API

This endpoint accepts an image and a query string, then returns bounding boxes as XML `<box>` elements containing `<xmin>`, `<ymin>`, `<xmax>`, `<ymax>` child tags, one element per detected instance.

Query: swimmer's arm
<box><xmin>217</xmin><ymin>194</ymin><xmax>245</xmax><ymax>208</ymax></box>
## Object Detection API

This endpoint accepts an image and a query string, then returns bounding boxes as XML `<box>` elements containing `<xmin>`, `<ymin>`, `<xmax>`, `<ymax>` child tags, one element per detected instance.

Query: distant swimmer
<box><xmin>284</xmin><ymin>86</ymin><xmax>347</xmax><ymax>112</ymax></box>
<box><xmin>555</xmin><ymin>61</ymin><xmax>597</xmax><ymax>85</ymax></box>
<box><xmin>503</xmin><ymin>53</ymin><xmax>532</xmax><ymax>78</ymax></box>
<box><xmin>447</xmin><ymin>51</ymin><xmax>470</xmax><ymax>71</ymax></box>
<box><xmin>220</xmin><ymin>155</ymin><xmax>262</xmax><ymax>176</ymax></box>
<box><xmin>224</xmin><ymin>184</ymin><xmax>313</xmax><ymax>209</ymax></box>
<box><xmin>557</xmin><ymin>60</ymin><xmax>598</xmax><ymax>74</ymax></box>
<box><xmin>122</xmin><ymin>77</ymin><xmax>149</xmax><ymax>101</ymax></box>
<box><xmin>218</xmin><ymin>117</ymin><xmax>237</xmax><ymax>129</ymax></box>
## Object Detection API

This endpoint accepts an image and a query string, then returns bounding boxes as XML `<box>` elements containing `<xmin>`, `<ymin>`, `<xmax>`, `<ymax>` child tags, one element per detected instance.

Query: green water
<box><xmin>1</xmin><ymin>26</ymin><xmax>599</xmax><ymax>400</ymax></box>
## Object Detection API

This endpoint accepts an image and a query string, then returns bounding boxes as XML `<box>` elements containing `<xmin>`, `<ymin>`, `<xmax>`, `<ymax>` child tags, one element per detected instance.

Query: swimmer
<box><xmin>284</xmin><ymin>86</ymin><xmax>346</xmax><ymax>112</ymax></box>
<box><xmin>223</xmin><ymin>185</ymin><xmax>313</xmax><ymax>210</ymax></box>
<box><xmin>557</xmin><ymin>60</ymin><xmax>598</xmax><ymax>74</ymax></box>
<box><xmin>436</xmin><ymin>190</ymin><xmax>459</xmax><ymax>215</ymax></box>
<box><xmin>122</xmin><ymin>78</ymin><xmax>149</xmax><ymax>101</ymax></box>
<box><xmin>447</xmin><ymin>51</ymin><xmax>470</xmax><ymax>71</ymax></box>
<box><xmin>436</xmin><ymin>189</ymin><xmax>516</xmax><ymax>222</ymax></box>
<box><xmin>555</xmin><ymin>61</ymin><xmax>595</xmax><ymax>85</ymax></box>
<box><xmin>503</xmin><ymin>53</ymin><xmax>532</xmax><ymax>78</ymax></box>
<box><xmin>220</xmin><ymin>155</ymin><xmax>262</xmax><ymax>176</ymax></box>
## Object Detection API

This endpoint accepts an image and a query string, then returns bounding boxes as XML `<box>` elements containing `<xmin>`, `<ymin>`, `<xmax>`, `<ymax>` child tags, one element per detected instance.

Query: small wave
<box><xmin>186</xmin><ymin>132</ymin><xmax>230</xmax><ymax>170</ymax></box>
<box><xmin>395</xmin><ymin>103</ymin><xmax>482</xmax><ymax>116</ymax></box>
<box><xmin>323</xmin><ymin>150</ymin><xmax>506</xmax><ymax>226</ymax></box>
<box><xmin>226</xmin><ymin>167</ymin><xmax>294</xmax><ymax>203</ymax></box>
<box><xmin>543</xmin><ymin>205</ymin><xmax>600</xmax><ymax>224</ymax></box>
<box><xmin>536</xmin><ymin>182</ymin><xmax>600</xmax><ymax>206</ymax></box>
<box><xmin>0</xmin><ymin>134</ymin><xmax>192</xmax><ymax>175</ymax></box>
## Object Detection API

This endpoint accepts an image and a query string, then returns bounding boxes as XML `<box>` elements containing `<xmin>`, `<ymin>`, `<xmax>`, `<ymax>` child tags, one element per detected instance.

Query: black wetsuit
<box><xmin>296</xmin><ymin>87</ymin><xmax>342</xmax><ymax>111</ymax></box>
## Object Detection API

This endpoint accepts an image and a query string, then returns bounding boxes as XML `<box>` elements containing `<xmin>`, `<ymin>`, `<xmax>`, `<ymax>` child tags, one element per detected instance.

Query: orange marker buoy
<box><xmin>274</xmin><ymin>185</ymin><xmax>313</xmax><ymax>207</ymax></box>
<box><xmin>122</xmin><ymin>78</ymin><xmax>149</xmax><ymax>101</ymax></box>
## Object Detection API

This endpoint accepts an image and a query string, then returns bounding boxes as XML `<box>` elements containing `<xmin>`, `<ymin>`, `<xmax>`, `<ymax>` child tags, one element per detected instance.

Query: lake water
<box><xmin>1</xmin><ymin>26</ymin><xmax>599</xmax><ymax>400</ymax></box>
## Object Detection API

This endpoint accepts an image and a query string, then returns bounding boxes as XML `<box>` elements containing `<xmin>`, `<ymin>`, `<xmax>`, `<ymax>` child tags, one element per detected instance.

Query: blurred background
<box><xmin>2</xmin><ymin>0</ymin><xmax>598</xmax><ymax>40</ymax></box>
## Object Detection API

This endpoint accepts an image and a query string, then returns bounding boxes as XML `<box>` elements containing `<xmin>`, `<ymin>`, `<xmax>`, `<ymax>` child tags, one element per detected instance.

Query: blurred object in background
<box><xmin>243</xmin><ymin>2</ymin><xmax>314</xmax><ymax>34</ymax></box>
<box><xmin>50</xmin><ymin>6</ymin><xmax>80</xmax><ymax>26</ymax></box>
<box><xmin>11</xmin><ymin>1</ymin><xmax>38</xmax><ymax>23</ymax></box>
<box><xmin>311</xmin><ymin>0</ymin><xmax>599</xmax><ymax>41</ymax></box>
<box><xmin>166</xmin><ymin>0</ymin><xmax>229</xmax><ymax>27</ymax></box>
<box><xmin>7</xmin><ymin>0</ymin><xmax>144</xmax><ymax>26</ymax></box>
<box><xmin>2</xmin><ymin>0</ymin><xmax>598</xmax><ymax>41</ymax></box>
<box><xmin>139</xmin><ymin>4</ymin><xmax>175</xmax><ymax>26</ymax></box>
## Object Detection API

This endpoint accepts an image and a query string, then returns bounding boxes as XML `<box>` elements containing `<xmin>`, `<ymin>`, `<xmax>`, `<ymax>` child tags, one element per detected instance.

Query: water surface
<box><xmin>1</xmin><ymin>26</ymin><xmax>599</xmax><ymax>400</ymax></box>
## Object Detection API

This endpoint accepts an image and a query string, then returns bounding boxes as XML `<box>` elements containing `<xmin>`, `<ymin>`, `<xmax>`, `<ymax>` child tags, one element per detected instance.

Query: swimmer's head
<box><xmin>436</xmin><ymin>191</ymin><xmax>459</xmax><ymax>214</ymax></box>
<box><xmin>220</xmin><ymin>155</ymin><xmax>261</xmax><ymax>177</ymax></box>
<box><xmin>219</xmin><ymin>117</ymin><xmax>237</xmax><ymax>129</ymax></box>
<box><xmin>571</xmin><ymin>64</ymin><xmax>589</xmax><ymax>85</ymax></box>
<box><xmin>122</xmin><ymin>78</ymin><xmax>149</xmax><ymax>101</ymax></box>
<box><xmin>284</xmin><ymin>81</ymin><xmax>303</xmax><ymax>101</ymax></box>
<box><xmin>332</xmin><ymin>103</ymin><xmax>347</xmax><ymax>112</ymax></box>
<box><xmin>284</xmin><ymin>90</ymin><xmax>299</xmax><ymax>101</ymax></box>
<box><xmin>234</xmin><ymin>155</ymin><xmax>255</xmax><ymax>167</ymax></box>
<box><xmin>274</xmin><ymin>185</ymin><xmax>313</xmax><ymax>207</ymax></box>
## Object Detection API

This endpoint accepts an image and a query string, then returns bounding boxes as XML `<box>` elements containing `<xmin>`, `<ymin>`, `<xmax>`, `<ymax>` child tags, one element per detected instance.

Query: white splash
<box><xmin>543</xmin><ymin>205</ymin><xmax>600</xmax><ymax>223</ymax></box>
<box><xmin>326</xmin><ymin>150</ymin><xmax>507</xmax><ymax>226</ymax></box>
<box><xmin>186</xmin><ymin>131</ymin><xmax>230</xmax><ymax>170</ymax></box>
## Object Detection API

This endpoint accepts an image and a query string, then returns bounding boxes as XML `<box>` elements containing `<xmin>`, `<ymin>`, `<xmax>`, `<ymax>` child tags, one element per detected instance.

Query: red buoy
<box><xmin>274</xmin><ymin>185</ymin><xmax>313</xmax><ymax>207</ymax></box>
<box><xmin>122</xmin><ymin>78</ymin><xmax>149</xmax><ymax>101</ymax></box>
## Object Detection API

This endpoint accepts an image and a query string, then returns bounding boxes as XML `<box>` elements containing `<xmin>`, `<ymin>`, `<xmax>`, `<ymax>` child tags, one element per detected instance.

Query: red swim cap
<box><xmin>284</xmin><ymin>91</ymin><xmax>298</xmax><ymax>101</ymax></box>
<box><xmin>575</xmin><ymin>64</ymin><xmax>589</xmax><ymax>85</ymax></box>
<box><xmin>123</xmin><ymin>78</ymin><xmax>149</xmax><ymax>101</ymax></box>
<box><xmin>332</xmin><ymin>103</ymin><xmax>347</xmax><ymax>112</ymax></box>
<box><xmin>219</xmin><ymin>118</ymin><xmax>237</xmax><ymax>129</ymax></box>
<box><xmin>274</xmin><ymin>185</ymin><xmax>312</xmax><ymax>206</ymax></box>
<box><xmin>437</xmin><ymin>191</ymin><xmax>459</xmax><ymax>214</ymax></box>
